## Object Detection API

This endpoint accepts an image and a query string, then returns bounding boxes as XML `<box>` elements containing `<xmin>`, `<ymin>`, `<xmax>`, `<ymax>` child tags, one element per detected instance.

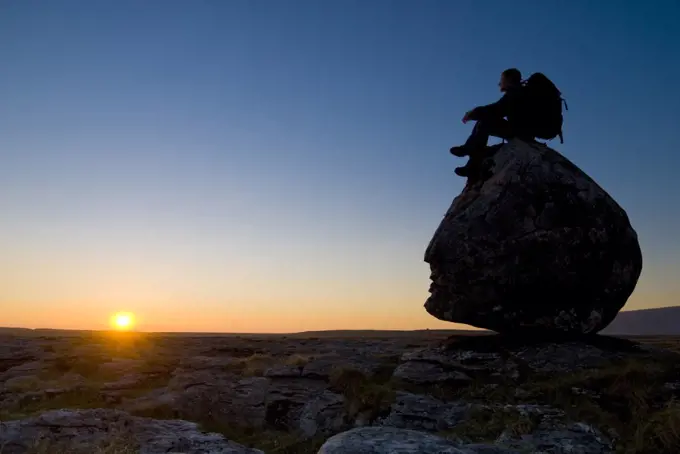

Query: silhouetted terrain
<box><xmin>0</xmin><ymin>327</ymin><xmax>488</xmax><ymax>338</ymax></box>
<box><xmin>6</xmin><ymin>309</ymin><xmax>680</xmax><ymax>339</ymax></box>
<box><xmin>602</xmin><ymin>306</ymin><xmax>680</xmax><ymax>335</ymax></box>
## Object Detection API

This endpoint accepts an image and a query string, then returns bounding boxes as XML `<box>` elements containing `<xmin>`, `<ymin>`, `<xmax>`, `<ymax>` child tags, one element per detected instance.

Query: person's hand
<box><xmin>462</xmin><ymin>111</ymin><xmax>472</xmax><ymax>124</ymax></box>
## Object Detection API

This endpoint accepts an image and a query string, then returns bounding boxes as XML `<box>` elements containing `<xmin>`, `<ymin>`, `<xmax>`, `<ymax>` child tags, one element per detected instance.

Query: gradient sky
<box><xmin>1</xmin><ymin>0</ymin><xmax>679</xmax><ymax>333</ymax></box>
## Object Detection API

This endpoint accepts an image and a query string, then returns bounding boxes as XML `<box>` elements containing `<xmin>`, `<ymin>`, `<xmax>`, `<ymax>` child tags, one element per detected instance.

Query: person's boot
<box><xmin>449</xmin><ymin>145</ymin><xmax>472</xmax><ymax>157</ymax></box>
<box><xmin>454</xmin><ymin>162</ymin><xmax>472</xmax><ymax>177</ymax></box>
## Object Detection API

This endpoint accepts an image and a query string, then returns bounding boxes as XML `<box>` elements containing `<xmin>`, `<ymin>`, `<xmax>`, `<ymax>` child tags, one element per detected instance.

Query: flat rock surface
<box><xmin>0</xmin><ymin>408</ymin><xmax>263</xmax><ymax>454</ymax></box>
<box><xmin>0</xmin><ymin>331</ymin><xmax>678</xmax><ymax>453</ymax></box>
<box><xmin>317</xmin><ymin>427</ymin><xmax>479</xmax><ymax>454</ymax></box>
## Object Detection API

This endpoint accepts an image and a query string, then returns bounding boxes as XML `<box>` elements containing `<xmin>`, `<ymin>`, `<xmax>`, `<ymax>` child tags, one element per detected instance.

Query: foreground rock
<box><xmin>394</xmin><ymin>335</ymin><xmax>647</xmax><ymax>383</ymax></box>
<box><xmin>318</xmin><ymin>424</ymin><xmax>609</xmax><ymax>454</ymax></box>
<box><xmin>425</xmin><ymin>139</ymin><xmax>642</xmax><ymax>334</ymax></box>
<box><xmin>1</xmin><ymin>332</ymin><xmax>678</xmax><ymax>453</ymax></box>
<box><xmin>317</xmin><ymin>427</ymin><xmax>493</xmax><ymax>454</ymax></box>
<box><xmin>0</xmin><ymin>408</ymin><xmax>263</xmax><ymax>454</ymax></box>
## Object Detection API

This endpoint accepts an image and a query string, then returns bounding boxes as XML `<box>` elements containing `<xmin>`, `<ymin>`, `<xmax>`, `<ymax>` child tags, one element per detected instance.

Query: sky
<box><xmin>1</xmin><ymin>0</ymin><xmax>679</xmax><ymax>333</ymax></box>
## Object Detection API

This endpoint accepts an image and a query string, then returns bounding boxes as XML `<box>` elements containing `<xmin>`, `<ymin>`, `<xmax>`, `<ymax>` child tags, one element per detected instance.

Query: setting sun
<box><xmin>110</xmin><ymin>312</ymin><xmax>135</xmax><ymax>331</ymax></box>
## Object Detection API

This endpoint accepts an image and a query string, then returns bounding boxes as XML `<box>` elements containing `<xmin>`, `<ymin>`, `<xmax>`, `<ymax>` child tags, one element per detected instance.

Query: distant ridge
<box><xmin>4</xmin><ymin>308</ymin><xmax>679</xmax><ymax>337</ymax></box>
<box><xmin>602</xmin><ymin>306</ymin><xmax>680</xmax><ymax>335</ymax></box>
<box><xmin>0</xmin><ymin>327</ymin><xmax>485</xmax><ymax>338</ymax></box>
<box><xmin>0</xmin><ymin>327</ymin><xmax>92</xmax><ymax>337</ymax></box>
<box><xmin>285</xmin><ymin>329</ymin><xmax>488</xmax><ymax>338</ymax></box>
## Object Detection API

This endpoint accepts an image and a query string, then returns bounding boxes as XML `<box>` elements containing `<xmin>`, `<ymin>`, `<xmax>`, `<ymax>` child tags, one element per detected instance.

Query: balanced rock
<box><xmin>425</xmin><ymin>139</ymin><xmax>642</xmax><ymax>334</ymax></box>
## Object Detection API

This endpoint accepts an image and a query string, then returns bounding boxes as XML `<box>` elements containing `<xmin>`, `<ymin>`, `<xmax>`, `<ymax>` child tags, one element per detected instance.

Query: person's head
<box><xmin>499</xmin><ymin>68</ymin><xmax>522</xmax><ymax>92</ymax></box>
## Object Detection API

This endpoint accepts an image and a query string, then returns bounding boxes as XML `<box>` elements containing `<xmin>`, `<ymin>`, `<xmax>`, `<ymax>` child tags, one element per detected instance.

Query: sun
<box><xmin>110</xmin><ymin>312</ymin><xmax>135</xmax><ymax>331</ymax></box>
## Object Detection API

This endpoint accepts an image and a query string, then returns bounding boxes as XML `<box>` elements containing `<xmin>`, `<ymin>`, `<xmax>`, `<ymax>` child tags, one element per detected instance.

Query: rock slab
<box><xmin>0</xmin><ymin>409</ymin><xmax>263</xmax><ymax>454</ymax></box>
<box><xmin>425</xmin><ymin>139</ymin><xmax>642</xmax><ymax>334</ymax></box>
<box><xmin>317</xmin><ymin>427</ymin><xmax>486</xmax><ymax>454</ymax></box>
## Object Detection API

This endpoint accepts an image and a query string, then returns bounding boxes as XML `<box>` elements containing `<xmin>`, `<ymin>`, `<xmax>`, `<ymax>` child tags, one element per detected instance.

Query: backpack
<box><xmin>522</xmin><ymin>73</ymin><xmax>568</xmax><ymax>143</ymax></box>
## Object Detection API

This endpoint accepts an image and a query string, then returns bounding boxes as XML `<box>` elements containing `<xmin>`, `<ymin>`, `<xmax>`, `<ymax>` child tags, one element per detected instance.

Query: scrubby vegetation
<box><xmin>1</xmin><ymin>332</ymin><xmax>679</xmax><ymax>453</ymax></box>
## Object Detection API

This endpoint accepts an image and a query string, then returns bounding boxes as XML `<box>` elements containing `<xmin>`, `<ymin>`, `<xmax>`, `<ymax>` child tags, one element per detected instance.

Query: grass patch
<box><xmin>627</xmin><ymin>399</ymin><xmax>680</xmax><ymax>453</ymax></box>
<box><xmin>440</xmin><ymin>406</ymin><xmax>541</xmax><ymax>443</ymax></box>
<box><xmin>4</xmin><ymin>376</ymin><xmax>43</xmax><ymax>393</ymax></box>
<box><xmin>101</xmin><ymin>376</ymin><xmax>172</xmax><ymax>401</ymax></box>
<box><xmin>519</xmin><ymin>356</ymin><xmax>679</xmax><ymax>453</ymax></box>
<box><xmin>241</xmin><ymin>353</ymin><xmax>275</xmax><ymax>376</ymax></box>
<box><xmin>126</xmin><ymin>402</ymin><xmax>179</xmax><ymax>420</ymax></box>
<box><xmin>1</xmin><ymin>376</ymin><xmax>170</xmax><ymax>422</ymax></box>
<box><xmin>218</xmin><ymin>353</ymin><xmax>276</xmax><ymax>376</ymax></box>
<box><xmin>285</xmin><ymin>354</ymin><xmax>312</xmax><ymax>367</ymax></box>
<box><xmin>49</xmin><ymin>355</ymin><xmax>111</xmax><ymax>379</ymax></box>
<box><xmin>441</xmin><ymin>378</ymin><xmax>518</xmax><ymax>403</ymax></box>
<box><xmin>24</xmin><ymin>436</ymin><xmax>137</xmax><ymax>454</ymax></box>
<box><xmin>329</xmin><ymin>366</ymin><xmax>395</xmax><ymax>423</ymax></box>
<box><xmin>9</xmin><ymin>388</ymin><xmax>110</xmax><ymax>420</ymax></box>
<box><xmin>371</xmin><ymin>355</ymin><xmax>401</xmax><ymax>383</ymax></box>
<box><xmin>138</xmin><ymin>354</ymin><xmax>181</xmax><ymax>375</ymax></box>
<box><xmin>200</xmin><ymin>424</ymin><xmax>326</xmax><ymax>454</ymax></box>
<box><xmin>430</xmin><ymin>350</ymin><xmax>680</xmax><ymax>453</ymax></box>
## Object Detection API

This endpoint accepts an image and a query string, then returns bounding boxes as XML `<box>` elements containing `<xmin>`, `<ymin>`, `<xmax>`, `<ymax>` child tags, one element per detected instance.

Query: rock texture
<box><xmin>317</xmin><ymin>427</ymin><xmax>479</xmax><ymax>454</ymax></box>
<box><xmin>425</xmin><ymin>139</ymin><xmax>643</xmax><ymax>334</ymax></box>
<box><xmin>0</xmin><ymin>408</ymin><xmax>263</xmax><ymax>454</ymax></box>
<box><xmin>1</xmin><ymin>331</ymin><xmax>678</xmax><ymax>453</ymax></box>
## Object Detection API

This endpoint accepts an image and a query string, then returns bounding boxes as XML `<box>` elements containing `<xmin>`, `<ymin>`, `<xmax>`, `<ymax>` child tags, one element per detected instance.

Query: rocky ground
<box><xmin>1</xmin><ymin>331</ymin><xmax>679</xmax><ymax>453</ymax></box>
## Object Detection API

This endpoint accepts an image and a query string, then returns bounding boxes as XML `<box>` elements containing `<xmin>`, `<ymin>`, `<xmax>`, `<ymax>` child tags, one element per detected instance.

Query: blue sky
<box><xmin>0</xmin><ymin>0</ymin><xmax>678</xmax><ymax>331</ymax></box>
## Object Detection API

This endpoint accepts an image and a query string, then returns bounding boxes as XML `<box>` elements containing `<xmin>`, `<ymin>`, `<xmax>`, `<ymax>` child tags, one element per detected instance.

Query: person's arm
<box><xmin>467</xmin><ymin>92</ymin><xmax>511</xmax><ymax>122</ymax></box>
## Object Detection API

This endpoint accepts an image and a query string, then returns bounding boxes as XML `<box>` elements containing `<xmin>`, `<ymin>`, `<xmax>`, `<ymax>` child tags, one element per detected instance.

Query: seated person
<box><xmin>450</xmin><ymin>68</ymin><xmax>535</xmax><ymax>177</ymax></box>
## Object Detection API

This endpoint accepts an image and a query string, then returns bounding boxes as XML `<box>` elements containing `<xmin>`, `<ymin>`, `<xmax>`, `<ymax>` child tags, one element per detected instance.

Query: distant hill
<box><xmin>4</xmin><ymin>309</ymin><xmax>679</xmax><ymax>337</ymax></box>
<box><xmin>0</xmin><ymin>327</ymin><xmax>34</xmax><ymax>335</ymax></box>
<box><xmin>602</xmin><ymin>306</ymin><xmax>680</xmax><ymax>335</ymax></box>
<box><xmin>284</xmin><ymin>329</ymin><xmax>487</xmax><ymax>338</ymax></box>
<box><xmin>0</xmin><ymin>326</ymin><xmax>486</xmax><ymax>338</ymax></box>
<box><xmin>0</xmin><ymin>327</ymin><xmax>91</xmax><ymax>337</ymax></box>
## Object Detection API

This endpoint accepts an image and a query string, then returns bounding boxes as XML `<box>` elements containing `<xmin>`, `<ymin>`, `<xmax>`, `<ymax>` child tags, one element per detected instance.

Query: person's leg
<box><xmin>450</xmin><ymin>118</ymin><xmax>513</xmax><ymax>157</ymax></box>
<box><xmin>451</xmin><ymin>119</ymin><xmax>514</xmax><ymax>178</ymax></box>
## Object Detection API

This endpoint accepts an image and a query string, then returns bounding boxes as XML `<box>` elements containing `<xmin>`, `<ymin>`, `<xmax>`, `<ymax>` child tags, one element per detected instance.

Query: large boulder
<box><xmin>425</xmin><ymin>140</ymin><xmax>642</xmax><ymax>334</ymax></box>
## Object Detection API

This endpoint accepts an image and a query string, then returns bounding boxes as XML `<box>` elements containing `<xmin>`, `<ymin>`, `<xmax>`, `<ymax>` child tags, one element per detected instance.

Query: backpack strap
<box><xmin>560</xmin><ymin>98</ymin><xmax>567</xmax><ymax>143</ymax></box>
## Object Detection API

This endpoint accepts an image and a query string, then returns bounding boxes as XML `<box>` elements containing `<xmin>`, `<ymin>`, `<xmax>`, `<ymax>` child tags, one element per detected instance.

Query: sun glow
<box><xmin>110</xmin><ymin>312</ymin><xmax>135</xmax><ymax>331</ymax></box>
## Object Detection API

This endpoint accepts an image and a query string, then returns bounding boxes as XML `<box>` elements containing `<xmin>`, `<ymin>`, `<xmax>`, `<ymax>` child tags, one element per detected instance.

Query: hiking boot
<box><xmin>449</xmin><ymin>145</ymin><xmax>472</xmax><ymax>157</ymax></box>
<box><xmin>454</xmin><ymin>164</ymin><xmax>472</xmax><ymax>177</ymax></box>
